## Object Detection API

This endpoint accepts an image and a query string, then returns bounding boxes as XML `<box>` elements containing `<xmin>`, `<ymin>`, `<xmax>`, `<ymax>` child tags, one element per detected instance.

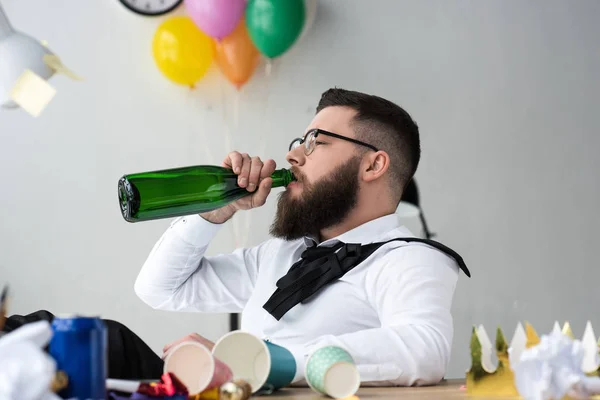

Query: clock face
<box><xmin>119</xmin><ymin>0</ymin><xmax>183</xmax><ymax>16</ymax></box>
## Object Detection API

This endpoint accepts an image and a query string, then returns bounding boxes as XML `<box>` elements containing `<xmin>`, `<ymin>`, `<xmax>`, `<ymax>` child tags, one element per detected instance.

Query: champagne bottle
<box><xmin>118</xmin><ymin>165</ymin><xmax>295</xmax><ymax>223</ymax></box>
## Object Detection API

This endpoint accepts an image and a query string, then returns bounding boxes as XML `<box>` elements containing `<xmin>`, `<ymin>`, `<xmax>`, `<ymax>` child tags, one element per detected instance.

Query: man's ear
<box><xmin>362</xmin><ymin>151</ymin><xmax>390</xmax><ymax>182</ymax></box>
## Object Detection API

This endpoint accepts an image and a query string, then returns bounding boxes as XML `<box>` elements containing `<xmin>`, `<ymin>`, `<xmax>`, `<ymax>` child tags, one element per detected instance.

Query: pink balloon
<box><xmin>184</xmin><ymin>0</ymin><xmax>246</xmax><ymax>40</ymax></box>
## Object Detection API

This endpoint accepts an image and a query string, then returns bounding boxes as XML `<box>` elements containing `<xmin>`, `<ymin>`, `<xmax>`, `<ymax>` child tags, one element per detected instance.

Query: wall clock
<box><xmin>118</xmin><ymin>0</ymin><xmax>183</xmax><ymax>16</ymax></box>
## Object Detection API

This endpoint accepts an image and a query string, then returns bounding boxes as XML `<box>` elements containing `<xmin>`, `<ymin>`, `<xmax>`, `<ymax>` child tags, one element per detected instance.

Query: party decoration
<box><xmin>185</xmin><ymin>0</ymin><xmax>246</xmax><ymax>40</ymax></box>
<box><xmin>0</xmin><ymin>34</ymin><xmax>53</xmax><ymax>109</ymax></box>
<box><xmin>466</xmin><ymin>321</ymin><xmax>600</xmax><ymax>397</ymax></box>
<box><xmin>0</xmin><ymin>320</ymin><xmax>62</xmax><ymax>400</ymax></box>
<box><xmin>152</xmin><ymin>16</ymin><xmax>214</xmax><ymax>86</ymax></box>
<box><xmin>138</xmin><ymin>372</ymin><xmax>188</xmax><ymax>396</ymax></box>
<box><xmin>0</xmin><ymin>2</ymin><xmax>81</xmax><ymax>117</ymax></box>
<box><xmin>214</xmin><ymin>18</ymin><xmax>260</xmax><ymax>89</ymax></box>
<box><xmin>512</xmin><ymin>331</ymin><xmax>600</xmax><ymax>400</ymax></box>
<box><xmin>0</xmin><ymin>3</ymin><xmax>49</xmax><ymax>109</ymax></box>
<box><xmin>219</xmin><ymin>380</ymin><xmax>252</xmax><ymax>400</ymax></box>
<box><xmin>466</xmin><ymin>324</ymin><xmax>519</xmax><ymax>397</ymax></box>
<box><xmin>245</xmin><ymin>0</ymin><xmax>305</xmax><ymax>58</ymax></box>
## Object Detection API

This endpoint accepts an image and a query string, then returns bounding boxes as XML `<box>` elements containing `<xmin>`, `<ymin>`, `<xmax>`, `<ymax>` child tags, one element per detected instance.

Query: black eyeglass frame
<box><xmin>288</xmin><ymin>128</ymin><xmax>379</xmax><ymax>155</ymax></box>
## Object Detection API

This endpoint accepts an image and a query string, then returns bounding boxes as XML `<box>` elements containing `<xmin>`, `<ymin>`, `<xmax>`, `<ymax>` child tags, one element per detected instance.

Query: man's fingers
<box><xmin>224</xmin><ymin>151</ymin><xmax>243</xmax><ymax>174</ymax></box>
<box><xmin>247</xmin><ymin>157</ymin><xmax>264</xmax><ymax>192</ymax></box>
<box><xmin>251</xmin><ymin>177</ymin><xmax>272</xmax><ymax>208</ymax></box>
<box><xmin>238</xmin><ymin>153</ymin><xmax>252</xmax><ymax>188</ymax></box>
<box><xmin>221</xmin><ymin>153</ymin><xmax>277</xmax><ymax>210</ymax></box>
<box><xmin>260</xmin><ymin>159</ymin><xmax>277</xmax><ymax>180</ymax></box>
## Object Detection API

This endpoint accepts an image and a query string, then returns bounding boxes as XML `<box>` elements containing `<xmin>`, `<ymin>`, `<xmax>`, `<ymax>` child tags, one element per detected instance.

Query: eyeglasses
<box><xmin>288</xmin><ymin>129</ymin><xmax>378</xmax><ymax>156</ymax></box>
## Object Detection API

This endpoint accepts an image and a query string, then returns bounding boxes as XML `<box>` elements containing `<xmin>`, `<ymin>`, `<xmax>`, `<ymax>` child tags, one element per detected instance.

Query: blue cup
<box><xmin>212</xmin><ymin>331</ymin><xmax>296</xmax><ymax>393</ymax></box>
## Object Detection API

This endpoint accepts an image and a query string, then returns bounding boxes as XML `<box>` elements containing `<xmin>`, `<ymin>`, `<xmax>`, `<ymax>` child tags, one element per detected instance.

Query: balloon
<box><xmin>0</xmin><ymin>33</ymin><xmax>54</xmax><ymax>108</ymax></box>
<box><xmin>214</xmin><ymin>18</ymin><xmax>260</xmax><ymax>89</ymax></box>
<box><xmin>246</xmin><ymin>0</ymin><xmax>305</xmax><ymax>58</ymax></box>
<box><xmin>184</xmin><ymin>0</ymin><xmax>246</xmax><ymax>40</ymax></box>
<box><xmin>152</xmin><ymin>16</ymin><xmax>214</xmax><ymax>86</ymax></box>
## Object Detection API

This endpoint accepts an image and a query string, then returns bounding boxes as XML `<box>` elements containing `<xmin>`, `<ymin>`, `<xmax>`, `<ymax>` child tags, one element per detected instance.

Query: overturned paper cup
<box><xmin>306</xmin><ymin>346</ymin><xmax>360</xmax><ymax>398</ymax></box>
<box><xmin>163</xmin><ymin>341</ymin><xmax>232</xmax><ymax>395</ymax></box>
<box><xmin>212</xmin><ymin>331</ymin><xmax>296</xmax><ymax>393</ymax></box>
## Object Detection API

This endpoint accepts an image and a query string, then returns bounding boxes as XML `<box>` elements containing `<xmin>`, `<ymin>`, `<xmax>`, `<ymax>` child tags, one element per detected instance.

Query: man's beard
<box><xmin>269</xmin><ymin>156</ymin><xmax>361</xmax><ymax>241</ymax></box>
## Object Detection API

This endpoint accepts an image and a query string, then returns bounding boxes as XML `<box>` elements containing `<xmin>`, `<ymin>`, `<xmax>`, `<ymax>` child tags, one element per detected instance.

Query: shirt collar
<box><xmin>302</xmin><ymin>213</ymin><xmax>402</xmax><ymax>248</ymax></box>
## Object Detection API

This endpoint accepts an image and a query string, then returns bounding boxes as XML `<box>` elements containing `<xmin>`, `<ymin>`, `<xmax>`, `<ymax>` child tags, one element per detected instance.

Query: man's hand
<box><xmin>200</xmin><ymin>152</ymin><xmax>276</xmax><ymax>224</ymax></box>
<box><xmin>162</xmin><ymin>332</ymin><xmax>215</xmax><ymax>359</ymax></box>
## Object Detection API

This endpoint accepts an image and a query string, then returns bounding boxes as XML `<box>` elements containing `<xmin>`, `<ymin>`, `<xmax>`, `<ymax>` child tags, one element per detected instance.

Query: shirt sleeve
<box><xmin>286</xmin><ymin>246</ymin><xmax>460</xmax><ymax>386</ymax></box>
<box><xmin>134</xmin><ymin>214</ymin><xmax>268</xmax><ymax>313</ymax></box>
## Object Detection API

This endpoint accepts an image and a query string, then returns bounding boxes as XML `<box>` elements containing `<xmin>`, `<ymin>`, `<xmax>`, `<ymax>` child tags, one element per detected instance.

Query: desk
<box><xmin>266</xmin><ymin>380</ymin><xmax>516</xmax><ymax>400</ymax></box>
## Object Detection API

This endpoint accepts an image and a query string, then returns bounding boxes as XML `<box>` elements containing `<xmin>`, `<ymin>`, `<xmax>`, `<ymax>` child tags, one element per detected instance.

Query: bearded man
<box><xmin>135</xmin><ymin>88</ymin><xmax>470</xmax><ymax>387</ymax></box>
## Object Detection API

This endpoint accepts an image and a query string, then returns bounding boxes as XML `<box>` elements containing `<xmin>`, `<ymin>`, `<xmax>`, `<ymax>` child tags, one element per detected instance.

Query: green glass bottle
<box><xmin>118</xmin><ymin>165</ymin><xmax>295</xmax><ymax>223</ymax></box>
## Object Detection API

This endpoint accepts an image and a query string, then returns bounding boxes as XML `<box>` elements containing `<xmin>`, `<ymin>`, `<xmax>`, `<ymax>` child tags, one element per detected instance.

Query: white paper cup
<box><xmin>163</xmin><ymin>341</ymin><xmax>232</xmax><ymax>395</ymax></box>
<box><xmin>212</xmin><ymin>331</ymin><xmax>296</xmax><ymax>393</ymax></box>
<box><xmin>212</xmin><ymin>331</ymin><xmax>269</xmax><ymax>393</ymax></box>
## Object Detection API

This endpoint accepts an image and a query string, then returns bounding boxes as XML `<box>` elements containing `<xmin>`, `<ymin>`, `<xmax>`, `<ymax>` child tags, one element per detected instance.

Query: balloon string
<box><xmin>221</xmin><ymin>79</ymin><xmax>233</xmax><ymax>157</ymax></box>
<box><xmin>240</xmin><ymin>58</ymin><xmax>279</xmax><ymax>247</ymax></box>
<box><xmin>232</xmin><ymin>86</ymin><xmax>240</xmax><ymax>133</ymax></box>
<box><xmin>186</xmin><ymin>89</ymin><xmax>214</xmax><ymax>166</ymax></box>
<box><xmin>220</xmin><ymin>78</ymin><xmax>241</xmax><ymax>249</ymax></box>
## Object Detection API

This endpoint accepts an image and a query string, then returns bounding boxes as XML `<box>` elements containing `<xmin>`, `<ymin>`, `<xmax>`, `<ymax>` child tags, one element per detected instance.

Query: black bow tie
<box><xmin>263</xmin><ymin>237</ymin><xmax>470</xmax><ymax>321</ymax></box>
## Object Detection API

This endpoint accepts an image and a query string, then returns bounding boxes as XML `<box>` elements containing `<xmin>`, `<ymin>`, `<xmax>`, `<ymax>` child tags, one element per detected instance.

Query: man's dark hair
<box><xmin>316</xmin><ymin>88</ymin><xmax>420</xmax><ymax>203</ymax></box>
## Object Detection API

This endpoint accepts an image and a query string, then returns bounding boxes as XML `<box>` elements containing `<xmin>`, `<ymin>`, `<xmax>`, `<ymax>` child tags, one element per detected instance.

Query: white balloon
<box><xmin>0</xmin><ymin>1</ymin><xmax>13</xmax><ymax>39</ymax></box>
<box><xmin>1</xmin><ymin>99</ymin><xmax>19</xmax><ymax>108</ymax></box>
<box><xmin>0</xmin><ymin>2</ymin><xmax>55</xmax><ymax>109</ymax></box>
<box><xmin>0</xmin><ymin>32</ymin><xmax>55</xmax><ymax>108</ymax></box>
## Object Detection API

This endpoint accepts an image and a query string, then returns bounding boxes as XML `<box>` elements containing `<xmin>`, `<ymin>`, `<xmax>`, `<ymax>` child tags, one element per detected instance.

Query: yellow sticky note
<box><xmin>9</xmin><ymin>69</ymin><xmax>57</xmax><ymax>117</ymax></box>
<box><xmin>43</xmin><ymin>54</ymin><xmax>83</xmax><ymax>81</ymax></box>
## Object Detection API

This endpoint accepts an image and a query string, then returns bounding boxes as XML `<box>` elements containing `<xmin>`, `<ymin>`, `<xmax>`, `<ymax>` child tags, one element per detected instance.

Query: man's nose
<box><xmin>286</xmin><ymin>146</ymin><xmax>305</xmax><ymax>166</ymax></box>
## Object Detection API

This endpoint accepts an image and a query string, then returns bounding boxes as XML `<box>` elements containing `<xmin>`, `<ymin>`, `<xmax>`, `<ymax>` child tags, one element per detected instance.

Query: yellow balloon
<box><xmin>152</xmin><ymin>16</ymin><xmax>214</xmax><ymax>86</ymax></box>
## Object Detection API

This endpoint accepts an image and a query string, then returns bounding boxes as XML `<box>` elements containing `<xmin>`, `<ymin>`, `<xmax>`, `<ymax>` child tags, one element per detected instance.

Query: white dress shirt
<box><xmin>134</xmin><ymin>213</ymin><xmax>461</xmax><ymax>386</ymax></box>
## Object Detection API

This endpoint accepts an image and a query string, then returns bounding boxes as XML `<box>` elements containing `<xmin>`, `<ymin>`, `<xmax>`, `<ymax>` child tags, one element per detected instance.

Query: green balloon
<box><xmin>246</xmin><ymin>0</ymin><xmax>305</xmax><ymax>58</ymax></box>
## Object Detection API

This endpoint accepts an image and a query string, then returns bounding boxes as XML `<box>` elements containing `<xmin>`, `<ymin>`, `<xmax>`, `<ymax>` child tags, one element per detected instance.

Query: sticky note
<box><xmin>9</xmin><ymin>69</ymin><xmax>57</xmax><ymax>117</ymax></box>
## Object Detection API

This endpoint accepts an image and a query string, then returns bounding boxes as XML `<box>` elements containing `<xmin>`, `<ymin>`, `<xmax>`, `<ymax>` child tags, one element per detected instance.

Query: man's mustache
<box><xmin>291</xmin><ymin>167</ymin><xmax>306</xmax><ymax>183</ymax></box>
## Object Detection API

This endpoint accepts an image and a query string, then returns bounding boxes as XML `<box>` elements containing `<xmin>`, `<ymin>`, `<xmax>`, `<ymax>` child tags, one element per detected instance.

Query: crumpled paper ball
<box><xmin>0</xmin><ymin>321</ymin><xmax>61</xmax><ymax>400</ymax></box>
<box><xmin>511</xmin><ymin>330</ymin><xmax>600</xmax><ymax>400</ymax></box>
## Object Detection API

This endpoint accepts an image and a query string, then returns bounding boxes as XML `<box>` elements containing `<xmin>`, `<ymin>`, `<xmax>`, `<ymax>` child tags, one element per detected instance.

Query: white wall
<box><xmin>1</xmin><ymin>0</ymin><xmax>599</xmax><ymax>379</ymax></box>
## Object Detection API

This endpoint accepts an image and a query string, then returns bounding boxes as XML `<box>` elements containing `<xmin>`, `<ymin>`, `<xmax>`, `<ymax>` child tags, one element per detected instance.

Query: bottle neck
<box><xmin>270</xmin><ymin>169</ymin><xmax>295</xmax><ymax>188</ymax></box>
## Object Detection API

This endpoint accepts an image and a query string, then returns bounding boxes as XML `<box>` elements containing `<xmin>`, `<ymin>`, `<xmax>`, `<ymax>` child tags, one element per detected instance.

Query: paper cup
<box><xmin>306</xmin><ymin>346</ymin><xmax>360</xmax><ymax>398</ymax></box>
<box><xmin>163</xmin><ymin>341</ymin><xmax>232</xmax><ymax>395</ymax></box>
<box><xmin>212</xmin><ymin>331</ymin><xmax>296</xmax><ymax>393</ymax></box>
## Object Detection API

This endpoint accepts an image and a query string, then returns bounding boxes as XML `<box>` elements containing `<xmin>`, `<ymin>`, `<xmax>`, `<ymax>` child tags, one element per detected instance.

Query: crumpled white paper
<box><xmin>511</xmin><ymin>330</ymin><xmax>600</xmax><ymax>400</ymax></box>
<box><xmin>0</xmin><ymin>321</ymin><xmax>61</xmax><ymax>400</ymax></box>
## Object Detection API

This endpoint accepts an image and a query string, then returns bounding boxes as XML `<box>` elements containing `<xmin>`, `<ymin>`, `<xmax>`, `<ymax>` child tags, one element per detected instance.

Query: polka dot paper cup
<box><xmin>305</xmin><ymin>346</ymin><xmax>360</xmax><ymax>398</ymax></box>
